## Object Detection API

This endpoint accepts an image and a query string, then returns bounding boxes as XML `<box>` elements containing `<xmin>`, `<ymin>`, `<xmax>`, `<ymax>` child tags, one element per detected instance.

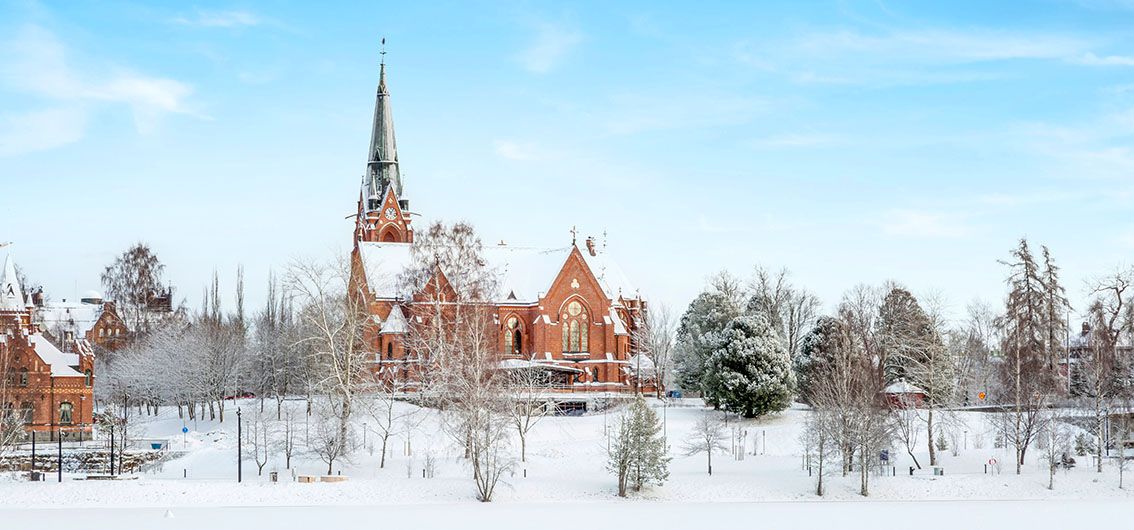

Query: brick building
<box><xmin>34</xmin><ymin>292</ymin><xmax>130</xmax><ymax>353</ymax></box>
<box><xmin>349</xmin><ymin>54</ymin><xmax>650</xmax><ymax>393</ymax></box>
<box><xmin>0</xmin><ymin>256</ymin><xmax>95</xmax><ymax>439</ymax></box>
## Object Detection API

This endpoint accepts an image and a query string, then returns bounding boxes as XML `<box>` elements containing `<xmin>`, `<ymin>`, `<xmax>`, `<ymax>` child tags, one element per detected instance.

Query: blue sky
<box><xmin>2</xmin><ymin>0</ymin><xmax>1133</xmax><ymax>321</ymax></box>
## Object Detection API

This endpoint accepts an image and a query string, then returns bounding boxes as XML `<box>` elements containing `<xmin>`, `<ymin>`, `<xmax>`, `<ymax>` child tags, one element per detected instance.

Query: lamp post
<box><xmin>236</xmin><ymin>408</ymin><xmax>242</xmax><ymax>483</ymax></box>
<box><xmin>57</xmin><ymin>428</ymin><xmax>62</xmax><ymax>482</ymax></box>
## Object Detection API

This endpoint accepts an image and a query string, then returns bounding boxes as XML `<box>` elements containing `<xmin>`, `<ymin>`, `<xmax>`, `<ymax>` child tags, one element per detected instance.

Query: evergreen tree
<box><xmin>673</xmin><ymin>291</ymin><xmax>741</xmax><ymax>395</ymax></box>
<box><xmin>877</xmin><ymin>287</ymin><xmax>935</xmax><ymax>384</ymax></box>
<box><xmin>607</xmin><ymin>396</ymin><xmax>670</xmax><ymax>496</ymax></box>
<box><xmin>704</xmin><ymin>314</ymin><xmax>795</xmax><ymax>418</ymax></box>
<box><xmin>796</xmin><ymin>316</ymin><xmax>843</xmax><ymax>404</ymax></box>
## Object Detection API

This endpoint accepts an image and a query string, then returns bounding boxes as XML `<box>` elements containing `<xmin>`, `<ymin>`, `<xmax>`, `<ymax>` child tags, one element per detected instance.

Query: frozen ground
<box><xmin>0</xmin><ymin>397</ymin><xmax>1130</xmax><ymax>517</ymax></box>
<box><xmin>2</xmin><ymin>499</ymin><xmax>1131</xmax><ymax>530</ymax></box>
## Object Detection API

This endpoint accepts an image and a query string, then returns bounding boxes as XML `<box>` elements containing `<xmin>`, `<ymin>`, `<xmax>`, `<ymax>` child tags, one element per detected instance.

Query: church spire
<box><xmin>0</xmin><ymin>254</ymin><xmax>25</xmax><ymax>312</ymax></box>
<box><xmin>364</xmin><ymin>37</ymin><xmax>401</xmax><ymax>211</ymax></box>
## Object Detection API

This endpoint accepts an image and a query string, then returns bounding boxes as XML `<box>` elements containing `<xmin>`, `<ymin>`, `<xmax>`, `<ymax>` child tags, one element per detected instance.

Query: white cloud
<box><xmin>1072</xmin><ymin>52</ymin><xmax>1134</xmax><ymax>66</ymax></box>
<box><xmin>881</xmin><ymin>209</ymin><xmax>971</xmax><ymax>238</ymax></box>
<box><xmin>0</xmin><ymin>107</ymin><xmax>88</xmax><ymax>157</ymax></box>
<box><xmin>736</xmin><ymin>28</ymin><xmax>1134</xmax><ymax>86</ymax></box>
<box><xmin>749</xmin><ymin>133</ymin><xmax>839</xmax><ymax>148</ymax></box>
<box><xmin>516</xmin><ymin>21</ymin><xmax>582</xmax><ymax>74</ymax></box>
<box><xmin>174</xmin><ymin>9</ymin><xmax>261</xmax><ymax>28</ymax></box>
<box><xmin>0</xmin><ymin>25</ymin><xmax>196</xmax><ymax>155</ymax></box>
<box><xmin>493</xmin><ymin>139</ymin><xmax>551</xmax><ymax>161</ymax></box>
<box><xmin>602</xmin><ymin>91</ymin><xmax>766</xmax><ymax>135</ymax></box>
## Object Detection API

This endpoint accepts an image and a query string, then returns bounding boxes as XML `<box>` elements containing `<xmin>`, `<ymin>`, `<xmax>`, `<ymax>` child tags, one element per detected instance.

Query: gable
<box><xmin>544</xmin><ymin>247</ymin><xmax>611</xmax><ymax>314</ymax></box>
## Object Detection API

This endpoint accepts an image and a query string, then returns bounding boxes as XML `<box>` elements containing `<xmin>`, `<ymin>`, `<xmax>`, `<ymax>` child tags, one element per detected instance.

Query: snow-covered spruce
<box><xmin>703</xmin><ymin>314</ymin><xmax>794</xmax><ymax>418</ymax></box>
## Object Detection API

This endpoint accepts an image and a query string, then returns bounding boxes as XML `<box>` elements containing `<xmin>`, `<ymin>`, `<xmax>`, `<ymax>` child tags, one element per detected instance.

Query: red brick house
<box><xmin>34</xmin><ymin>292</ymin><xmax>129</xmax><ymax>353</ymax></box>
<box><xmin>349</xmin><ymin>56</ymin><xmax>650</xmax><ymax>393</ymax></box>
<box><xmin>1</xmin><ymin>256</ymin><xmax>95</xmax><ymax>439</ymax></box>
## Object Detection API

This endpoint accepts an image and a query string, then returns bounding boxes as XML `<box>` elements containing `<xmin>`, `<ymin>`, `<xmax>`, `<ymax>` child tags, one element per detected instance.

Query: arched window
<box><xmin>504</xmin><ymin>316</ymin><xmax>522</xmax><ymax>355</ymax></box>
<box><xmin>20</xmin><ymin>402</ymin><xmax>33</xmax><ymax>424</ymax></box>
<box><xmin>19</xmin><ymin>368</ymin><xmax>28</xmax><ymax>387</ymax></box>
<box><xmin>85</xmin><ymin>370</ymin><xmax>92</xmax><ymax>387</ymax></box>
<box><xmin>386</xmin><ymin>342</ymin><xmax>394</xmax><ymax>360</ymax></box>
<box><xmin>560</xmin><ymin>300</ymin><xmax>589</xmax><ymax>353</ymax></box>
<box><xmin>59</xmin><ymin>402</ymin><xmax>73</xmax><ymax>425</ymax></box>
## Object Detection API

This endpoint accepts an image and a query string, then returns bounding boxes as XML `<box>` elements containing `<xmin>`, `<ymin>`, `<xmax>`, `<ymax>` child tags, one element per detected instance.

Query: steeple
<box><xmin>1</xmin><ymin>254</ymin><xmax>25</xmax><ymax>312</ymax></box>
<box><xmin>364</xmin><ymin>38</ymin><xmax>402</xmax><ymax>211</ymax></box>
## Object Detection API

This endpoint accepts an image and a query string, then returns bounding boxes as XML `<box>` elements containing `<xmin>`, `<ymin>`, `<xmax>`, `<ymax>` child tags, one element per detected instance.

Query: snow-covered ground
<box><xmin>0</xmin><ymin>397</ymin><xmax>1130</xmax><ymax>516</ymax></box>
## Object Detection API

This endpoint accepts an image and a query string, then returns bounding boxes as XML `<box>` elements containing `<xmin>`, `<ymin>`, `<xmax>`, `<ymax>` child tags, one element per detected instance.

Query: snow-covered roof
<box><xmin>380</xmin><ymin>305</ymin><xmax>408</xmax><ymax>335</ymax></box>
<box><xmin>29</xmin><ymin>333</ymin><xmax>83</xmax><ymax>377</ymax></box>
<box><xmin>1</xmin><ymin>255</ymin><xmax>25</xmax><ymax>312</ymax></box>
<box><xmin>497</xmin><ymin>359</ymin><xmax>584</xmax><ymax>374</ymax></box>
<box><xmin>36</xmin><ymin>301</ymin><xmax>104</xmax><ymax>337</ymax></box>
<box><xmin>358</xmin><ymin>241</ymin><xmax>639</xmax><ymax>305</ymax></box>
<box><xmin>626</xmin><ymin>354</ymin><xmax>655</xmax><ymax>373</ymax></box>
<box><xmin>607</xmin><ymin>307</ymin><xmax>629</xmax><ymax>336</ymax></box>
<box><xmin>883</xmin><ymin>380</ymin><xmax>926</xmax><ymax>395</ymax></box>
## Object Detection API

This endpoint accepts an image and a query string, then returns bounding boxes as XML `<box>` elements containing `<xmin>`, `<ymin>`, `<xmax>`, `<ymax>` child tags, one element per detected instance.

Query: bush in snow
<box><xmin>704</xmin><ymin>314</ymin><xmax>794</xmax><ymax>418</ymax></box>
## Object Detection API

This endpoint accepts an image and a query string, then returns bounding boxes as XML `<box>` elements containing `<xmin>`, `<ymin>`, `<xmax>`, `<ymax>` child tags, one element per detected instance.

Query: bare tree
<box><xmin>279</xmin><ymin>406</ymin><xmax>299</xmax><ymax>469</ymax></box>
<box><xmin>309</xmin><ymin>397</ymin><xmax>351</xmax><ymax>475</ymax></box>
<box><xmin>101</xmin><ymin>242</ymin><xmax>166</xmax><ymax>336</ymax></box>
<box><xmin>287</xmin><ymin>256</ymin><xmax>374</xmax><ymax>472</ymax></box>
<box><xmin>1039</xmin><ymin>410</ymin><xmax>1071</xmax><ymax>490</ymax></box>
<box><xmin>682</xmin><ymin>413</ymin><xmax>727</xmax><ymax>475</ymax></box>
<box><xmin>245</xmin><ymin>407</ymin><xmax>274</xmax><ymax>476</ymax></box>
<box><xmin>1081</xmin><ymin>267</ymin><xmax>1133</xmax><ymax>472</ymax></box>
<box><xmin>364</xmin><ymin>373</ymin><xmax>418</xmax><ymax>469</ymax></box>
<box><xmin>506</xmin><ymin>364</ymin><xmax>552</xmax><ymax>463</ymax></box>
<box><xmin>633</xmin><ymin>304</ymin><xmax>675</xmax><ymax>398</ymax></box>
<box><xmin>746</xmin><ymin>266</ymin><xmax>821</xmax><ymax>357</ymax></box>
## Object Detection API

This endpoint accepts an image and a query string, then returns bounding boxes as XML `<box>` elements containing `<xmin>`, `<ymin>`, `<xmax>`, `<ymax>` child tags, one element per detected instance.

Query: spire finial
<box><xmin>570</xmin><ymin>225</ymin><xmax>577</xmax><ymax>245</ymax></box>
<box><xmin>380</xmin><ymin>37</ymin><xmax>386</xmax><ymax>66</ymax></box>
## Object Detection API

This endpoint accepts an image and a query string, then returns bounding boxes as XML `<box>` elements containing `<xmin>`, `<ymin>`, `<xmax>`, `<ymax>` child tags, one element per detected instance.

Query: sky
<box><xmin>2</xmin><ymin>0</ymin><xmax>1133</xmax><ymax>324</ymax></box>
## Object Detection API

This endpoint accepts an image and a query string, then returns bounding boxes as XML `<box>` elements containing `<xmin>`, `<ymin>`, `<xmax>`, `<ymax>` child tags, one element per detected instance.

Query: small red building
<box><xmin>1</xmin><ymin>256</ymin><xmax>95</xmax><ymax>439</ymax></box>
<box><xmin>882</xmin><ymin>380</ymin><xmax>927</xmax><ymax>409</ymax></box>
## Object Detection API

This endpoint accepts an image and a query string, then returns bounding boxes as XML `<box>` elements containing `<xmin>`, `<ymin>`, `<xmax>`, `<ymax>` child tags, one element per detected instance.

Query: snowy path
<box><xmin>1</xmin><ymin>499</ymin><xmax>1127</xmax><ymax>530</ymax></box>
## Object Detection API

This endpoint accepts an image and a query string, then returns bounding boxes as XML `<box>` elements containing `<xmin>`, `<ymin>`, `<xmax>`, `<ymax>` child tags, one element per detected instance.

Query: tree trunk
<box><xmin>927</xmin><ymin>408</ymin><xmax>936</xmax><ymax>466</ymax></box>
<box><xmin>380</xmin><ymin>433</ymin><xmax>389</xmax><ymax>469</ymax></box>
<box><xmin>859</xmin><ymin>446</ymin><xmax>869</xmax><ymax>496</ymax></box>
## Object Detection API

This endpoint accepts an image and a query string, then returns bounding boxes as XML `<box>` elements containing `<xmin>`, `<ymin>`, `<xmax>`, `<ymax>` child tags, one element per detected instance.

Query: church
<box><xmin>349</xmin><ymin>53</ymin><xmax>651</xmax><ymax>393</ymax></box>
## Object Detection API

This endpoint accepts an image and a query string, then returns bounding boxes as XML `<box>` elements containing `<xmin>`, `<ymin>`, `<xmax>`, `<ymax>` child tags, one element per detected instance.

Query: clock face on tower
<box><xmin>384</xmin><ymin>207</ymin><xmax>397</xmax><ymax>220</ymax></box>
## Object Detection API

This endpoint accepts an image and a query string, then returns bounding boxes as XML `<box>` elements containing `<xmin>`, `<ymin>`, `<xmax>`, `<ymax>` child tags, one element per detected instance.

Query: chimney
<box><xmin>585</xmin><ymin>237</ymin><xmax>597</xmax><ymax>256</ymax></box>
<box><xmin>32</xmin><ymin>289</ymin><xmax>44</xmax><ymax>307</ymax></box>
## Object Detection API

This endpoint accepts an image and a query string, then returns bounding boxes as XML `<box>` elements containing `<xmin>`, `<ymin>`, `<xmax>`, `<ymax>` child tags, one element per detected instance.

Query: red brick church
<box><xmin>349</xmin><ymin>54</ymin><xmax>650</xmax><ymax>392</ymax></box>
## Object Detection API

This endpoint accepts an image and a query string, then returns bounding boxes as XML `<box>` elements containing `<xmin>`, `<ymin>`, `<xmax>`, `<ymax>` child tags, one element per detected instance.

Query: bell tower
<box><xmin>356</xmin><ymin>39</ymin><xmax>413</xmax><ymax>244</ymax></box>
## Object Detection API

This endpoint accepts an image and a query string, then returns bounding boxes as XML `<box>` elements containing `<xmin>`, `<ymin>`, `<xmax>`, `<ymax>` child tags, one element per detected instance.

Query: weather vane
<box><xmin>380</xmin><ymin>37</ymin><xmax>386</xmax><ymax>65</ymax></box>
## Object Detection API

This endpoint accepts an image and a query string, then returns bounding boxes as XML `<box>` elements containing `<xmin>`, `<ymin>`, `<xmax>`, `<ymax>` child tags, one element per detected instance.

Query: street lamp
<box><xmin>236</xmin><ymin>408</ymin><xmax>243</xmax><ymax>483</ymax></box>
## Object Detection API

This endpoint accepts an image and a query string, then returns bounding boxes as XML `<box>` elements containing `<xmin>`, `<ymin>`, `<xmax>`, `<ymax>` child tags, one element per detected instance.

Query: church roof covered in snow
<box><xmin>357</xmin><ymin>241</ymin><xmax>639</xmax><ymax>305</ymax></box>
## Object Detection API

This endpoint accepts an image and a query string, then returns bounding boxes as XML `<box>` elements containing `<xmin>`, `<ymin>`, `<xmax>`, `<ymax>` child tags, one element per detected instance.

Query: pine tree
<box><xmin>796</xmin><ymin>316</ymin><xmax>844</xmax><ymax>404</ymax></box>
<box><xmin>704</xmin><ymin>315</ymin><xmax>794</xmax><ymax>418</ymax></box>
<box><xmin>607</xmin><ymin>396</ymin><xmax>670</xmax><ymax>496</ymax></box>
